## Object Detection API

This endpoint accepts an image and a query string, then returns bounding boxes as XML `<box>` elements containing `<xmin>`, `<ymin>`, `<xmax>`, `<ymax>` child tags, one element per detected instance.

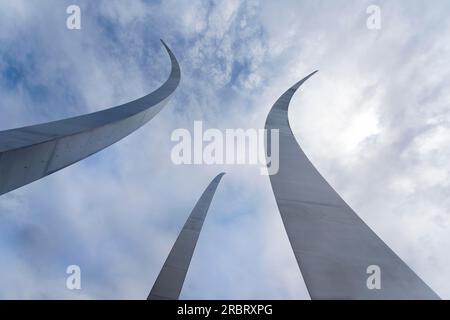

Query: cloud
<box><xmin>0</xmin><ymin>0</ymin><xmax>449</xmax><ymax>299</ymax></box>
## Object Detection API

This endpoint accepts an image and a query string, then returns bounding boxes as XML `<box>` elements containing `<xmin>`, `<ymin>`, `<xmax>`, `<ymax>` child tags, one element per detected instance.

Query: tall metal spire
<box><xmin>0</xmin><ymin>40</ymin><xmax>180</xmax><ymax>196</ymax></box>
<box><xmin>265</xmin><ymin>72</ymin><xmax>439</xmax><ymax>299</ymax></box>
<box><xmin>148</xmin><ymin>173</ymin><xmax>225</xmax><ymax>300</ymax></box>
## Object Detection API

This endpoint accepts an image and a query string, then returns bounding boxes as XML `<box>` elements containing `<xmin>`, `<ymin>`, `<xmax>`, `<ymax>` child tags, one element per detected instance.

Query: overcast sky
<box><xmin>0</xmin><ymin>0</ymin><xmax>450</xmax><ymax>299</ymax></box>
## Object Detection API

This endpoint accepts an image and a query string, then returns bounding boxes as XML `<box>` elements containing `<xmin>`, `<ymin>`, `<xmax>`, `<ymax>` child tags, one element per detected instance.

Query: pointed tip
<box><xmin>291</xmin><ymin>70</ymin><xmax>318</xmax><ymax>91</ymax></box>
<box><xmin>213</xmin><ymin>172</ymin><xmax>226</xmax><ymax>183</ymax></box>
<box><xmin>302</xmin><ymin>70</ymin><xmax>319</xmax><ymax>82</ymax></box>
<box><xmin>160</xmin><ymin>39</ymin><xmax>177</xmax><ymax>62</ymax></box>
<box><xmin>160</xmin><ymin>39</ymin><xmax>169</xmax><ymax>50</ymax></box>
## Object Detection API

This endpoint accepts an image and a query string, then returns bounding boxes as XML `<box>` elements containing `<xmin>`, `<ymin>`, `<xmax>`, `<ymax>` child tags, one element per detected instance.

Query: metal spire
<box><xmin>148</xmin><ymin>173</ymin><xmax>225</xmax><ymax>300</ymax></box>
<box><xmin>265</xmin><ymin>72</ymin><xmax>439</xmax><ymax>299</ymax></box>
<box><xmin>0</xmin><ymin>40</ymin><xmax>180</xmax><ymax>196</ymax></box>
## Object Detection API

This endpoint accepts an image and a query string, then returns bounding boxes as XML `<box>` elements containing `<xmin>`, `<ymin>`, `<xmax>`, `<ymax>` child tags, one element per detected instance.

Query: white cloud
<box><xmin>1</xmin><ymin>0</ymin><xmax>450</xmax><ymax>300</ymax></box>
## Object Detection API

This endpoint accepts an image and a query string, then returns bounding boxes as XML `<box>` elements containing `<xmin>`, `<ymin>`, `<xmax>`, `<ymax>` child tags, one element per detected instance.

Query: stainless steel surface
<box><xmin>148</xmin><ymin>173</ymin><xmax>225</xmax><ymax>300</ymax></box>
<box><xmin>265</xmin><ymin>72</ymin><xmax>439</xmax><ymax>299</ymax></box>
<box><xmin>0</xmin><ymin>40</ymin><xmax>180</xmax><ymax>196</ymax></box>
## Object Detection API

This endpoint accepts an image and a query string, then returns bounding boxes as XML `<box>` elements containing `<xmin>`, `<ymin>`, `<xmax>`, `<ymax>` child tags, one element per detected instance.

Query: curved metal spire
<box><xmin>148</xmin><ymin>173</ymin><xmax>225</xmax><ymax>300</ymax></box>
<box><xmin>0</xmin><ymin>40</ymin><xmax>180</xmax><ymax>196</ymax></box>
<box><xmin>265</xmin><ymin>72</ymin><xmax>439</xmax><ymax>299</ymax></box>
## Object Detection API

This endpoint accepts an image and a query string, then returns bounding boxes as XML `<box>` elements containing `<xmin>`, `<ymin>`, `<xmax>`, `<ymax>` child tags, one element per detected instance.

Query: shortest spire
<box><xmin>148</xmin><ymin>173</ymin><xmax>226</xmax><ymax>300</ymax></box>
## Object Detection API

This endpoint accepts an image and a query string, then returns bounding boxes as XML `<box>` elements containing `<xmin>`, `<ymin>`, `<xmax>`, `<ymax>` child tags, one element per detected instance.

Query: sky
<box><xmin>0</xmin><ymin>0</ymin><xmax>450</xmax><ymax>299</ymax></box>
